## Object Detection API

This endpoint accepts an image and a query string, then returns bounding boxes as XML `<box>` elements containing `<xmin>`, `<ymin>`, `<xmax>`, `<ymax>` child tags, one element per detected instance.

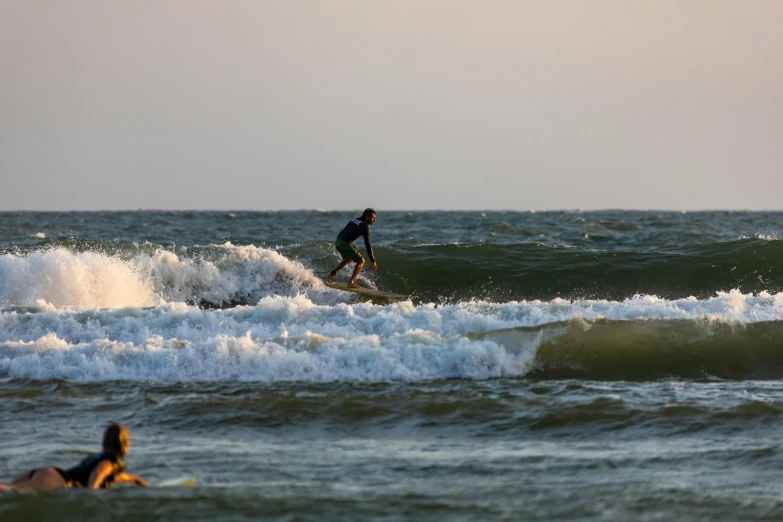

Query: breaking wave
<box><xmin>1</xmin><ymin>285</ymin><xmax>781</xmax><ymax>382</ymax></box>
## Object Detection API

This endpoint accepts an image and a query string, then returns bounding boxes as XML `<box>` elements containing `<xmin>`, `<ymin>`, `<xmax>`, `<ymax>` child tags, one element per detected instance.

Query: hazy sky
<box><xmin>1</xmin><ymin>1</ymin><xmax>781</xmax><ymax>211</ymax></box>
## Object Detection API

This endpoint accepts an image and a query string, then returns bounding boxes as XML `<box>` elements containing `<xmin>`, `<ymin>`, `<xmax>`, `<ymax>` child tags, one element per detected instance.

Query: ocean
<box><xmin>1</xmin><ymin>210</ymin><xmax>782</xmax><ymax>521</ymax></box>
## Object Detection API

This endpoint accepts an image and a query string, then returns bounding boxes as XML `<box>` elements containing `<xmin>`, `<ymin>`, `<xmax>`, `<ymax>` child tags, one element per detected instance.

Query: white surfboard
<box><xmin>324</xmin><ymin>280</ymin><xmax>415</xmax><ymax>301</ymax></box>
<box><xmin>157</xmin><ymin>476</ymin><xmax>197</xmax><ymax>488</ymax></box>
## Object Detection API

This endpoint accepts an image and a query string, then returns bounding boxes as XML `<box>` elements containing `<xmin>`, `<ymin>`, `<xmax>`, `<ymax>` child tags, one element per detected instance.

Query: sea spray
<box><xmin>0</xmin><ymin>248</ymin><xmax>158</xmax><ymax>309</ymax></box>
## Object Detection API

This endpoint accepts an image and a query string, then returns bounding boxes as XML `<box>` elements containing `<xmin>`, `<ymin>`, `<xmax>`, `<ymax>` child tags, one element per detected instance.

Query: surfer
<box><xmin>0</xmin><ymin>423</ymin><xmax>149</xmax><ymax>491</ymax></box>
<box><xmin>328</xmin><ymin>208</ymin><xmax>377</xmax><ymax>287</ymax></box>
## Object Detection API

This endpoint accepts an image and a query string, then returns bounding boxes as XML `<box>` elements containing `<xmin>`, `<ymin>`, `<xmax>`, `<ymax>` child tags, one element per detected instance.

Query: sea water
<box><xmin>1</xmin><ymin>210</ymin><xmax>782</xmax><ymax>521</ymax></box>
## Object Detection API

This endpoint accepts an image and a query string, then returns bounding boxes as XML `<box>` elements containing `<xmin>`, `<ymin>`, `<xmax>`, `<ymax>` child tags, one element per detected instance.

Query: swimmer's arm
<box><xmin>114</xmin><ymin>472</ymin><xmax>149</xmax><ymax>487</ymax></box>
<box><xmin>86</xmin><ymin>460</ymin><xmax>115</xmax><ymax>489</ymax></box>
<box><xmin>87</xmin><ymin>461</ymin><xmax>149</xmax><ymax>488</ymax></box>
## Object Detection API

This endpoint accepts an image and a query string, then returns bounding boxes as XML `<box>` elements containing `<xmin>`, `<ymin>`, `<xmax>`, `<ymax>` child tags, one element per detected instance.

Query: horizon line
<box><xmin>0</xmin><ymin>208</ymin><xmax>781</xmax><ymax>213</ymax></box>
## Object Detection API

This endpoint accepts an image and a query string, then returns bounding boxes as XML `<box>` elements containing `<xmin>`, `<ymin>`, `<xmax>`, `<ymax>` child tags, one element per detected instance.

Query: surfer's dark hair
<box><xmin>361</xmin><ymin>208</ymin><xmax>376</xmax><ymax>220</ymax></box>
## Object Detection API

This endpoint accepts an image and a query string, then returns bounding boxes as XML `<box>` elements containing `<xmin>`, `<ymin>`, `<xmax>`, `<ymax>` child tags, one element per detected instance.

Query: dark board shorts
<box><xmin>335</xmin><ymin>239</ymin><xmax>364</xmax><ymax>263</ymax></box>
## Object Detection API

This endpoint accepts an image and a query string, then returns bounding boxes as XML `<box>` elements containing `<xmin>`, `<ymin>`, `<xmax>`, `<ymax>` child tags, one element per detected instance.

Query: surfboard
<box><xmin>324</xmin><ymin>281</ymin><xmax>415</xmax><ymax>301</ymax></box>
<box><xmin>158</xmin><ymin>476</ymin><xmax>197</xmax><ymax>488</ymax></box>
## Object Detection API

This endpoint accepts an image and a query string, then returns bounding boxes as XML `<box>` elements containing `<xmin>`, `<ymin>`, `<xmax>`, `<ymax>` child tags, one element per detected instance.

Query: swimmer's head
<box><xmin>103</xmin><ymin>423</ymin><xmax>130</xmax><ymax>456</ymax></box>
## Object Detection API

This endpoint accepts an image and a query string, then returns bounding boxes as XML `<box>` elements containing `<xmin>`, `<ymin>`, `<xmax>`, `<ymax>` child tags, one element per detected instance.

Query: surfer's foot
<box><xmin>328</xmin><ymin>270</ymin><xmax>337</xmax><ymax>281</ymax></box>
<box><xmin>347</xmin><ymin>281</ymin><xmax>360</xmax><ymax>288</ymax></box>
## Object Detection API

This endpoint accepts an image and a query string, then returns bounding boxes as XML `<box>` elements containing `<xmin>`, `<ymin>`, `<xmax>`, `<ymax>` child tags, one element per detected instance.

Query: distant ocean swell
<box><xmin>381</xmin><ymin>238</ymin><xmax>783</xmax><ymax>302</ymax></box>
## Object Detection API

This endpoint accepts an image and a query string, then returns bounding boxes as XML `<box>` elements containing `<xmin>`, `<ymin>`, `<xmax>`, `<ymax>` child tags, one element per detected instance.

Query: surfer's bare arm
<box><xmin>86</xmin><ymin>460</ymin><xmax>115</xmax><ymax>489</ymax></box>
<box><xmin>363</xmin><ymin>230</ymin><xmax>377</xmax><ymax>271</ymax></box>
<box><xmin>114</xmin><ymin>472</ymin><xmax>149</xmax><ymax>487</ymax></box>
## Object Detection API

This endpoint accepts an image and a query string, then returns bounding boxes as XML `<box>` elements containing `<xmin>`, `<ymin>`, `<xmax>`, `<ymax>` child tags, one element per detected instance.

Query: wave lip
<box><xmin>0</xmin><ymin>248</ymin><xmax>159</xmax><ymax>309</ymax></box>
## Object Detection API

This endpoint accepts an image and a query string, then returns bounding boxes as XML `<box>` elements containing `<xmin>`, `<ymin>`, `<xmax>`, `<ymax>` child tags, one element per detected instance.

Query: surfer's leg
<box><xmin>0</xmin><ymin>469</ymin><xmax>37</xmax><ymax>489</ymax></box>
<box><xmin>9</xmin><ymin>470</ymin><xmax>37</xmax><ymax>484</ymax></box>
<box><xmin>2</xmin><ymin>467</ymin><xmax>68</xmax><ymax>491</ymax></box>
<box><xmin>329</xmin><ymin>260</ymin><xmax>350</xmax><ymax>281</ymax></box>
<box><xmin>348</xmin><ymin>259</ymin><xmax>365</xmax><ymax>287</ymax></box>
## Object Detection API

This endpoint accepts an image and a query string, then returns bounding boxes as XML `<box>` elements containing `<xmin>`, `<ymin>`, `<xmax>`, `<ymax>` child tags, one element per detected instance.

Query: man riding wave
<box><xmin>328</xmin><ymin>208</ymin><xmax>377</xmax><ymax>287</ymax></box>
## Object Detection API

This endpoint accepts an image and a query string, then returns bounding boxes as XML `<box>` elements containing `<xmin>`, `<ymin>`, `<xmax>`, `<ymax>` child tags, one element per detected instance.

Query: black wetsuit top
<box><xmin>336</xmin><ymin>218</ymin><xmax>375</xmax><ymax>263</ymax></box>
<box><xmin>63</xmin><ymin>453</ymin><xmax>126</xmax><ymax>488</ymax></box>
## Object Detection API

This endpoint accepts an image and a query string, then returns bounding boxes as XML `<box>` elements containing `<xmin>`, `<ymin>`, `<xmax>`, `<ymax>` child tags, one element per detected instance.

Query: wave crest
<box><xmin>0</xmin><ymin>244</ymin><xmax>346</xmax><ymax>310</ymax></box>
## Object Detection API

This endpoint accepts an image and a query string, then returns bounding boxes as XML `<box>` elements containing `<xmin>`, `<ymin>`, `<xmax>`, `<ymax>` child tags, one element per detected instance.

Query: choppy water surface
<box><xmin>1</xmin><ymin>210</ymin><xmax>782</xmax><ymax>521</ymax></box>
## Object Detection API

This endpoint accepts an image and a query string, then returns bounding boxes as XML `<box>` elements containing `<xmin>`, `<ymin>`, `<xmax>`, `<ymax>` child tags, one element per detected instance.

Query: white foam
<box><xmin>739</xmin><ymin>232</ymin><xmax>781</xmax><ymax>241</ymax></box>
<box><xmin>1</xmin><ymin>290</ymin><xmax>781</xmax><ymax>382</ymax></box>
<box><xmin>0</xmin><ymin>244</ymin><xmax>349</xmax><ymax>311</ymax></box>
<box><xmin>0</xmin><ymin>300</ymin><xmax>534</xmax><ymax>382</ymax></box>
<box><xmin>0</xmin><ymin>249</ymin><xmax>159</xmax><ymax>309</ymax></box>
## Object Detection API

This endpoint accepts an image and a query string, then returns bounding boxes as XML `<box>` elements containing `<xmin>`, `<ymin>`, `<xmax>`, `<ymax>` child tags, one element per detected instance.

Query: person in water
<box><xmin>0</xmin><ymin>423</ymin><xmax>149</xmax><ymax>491</ymax></box>
<box><xmin>328</xmin><ymin>208</ymin><xmax>377</xmax><ymax>287</ymax></box>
